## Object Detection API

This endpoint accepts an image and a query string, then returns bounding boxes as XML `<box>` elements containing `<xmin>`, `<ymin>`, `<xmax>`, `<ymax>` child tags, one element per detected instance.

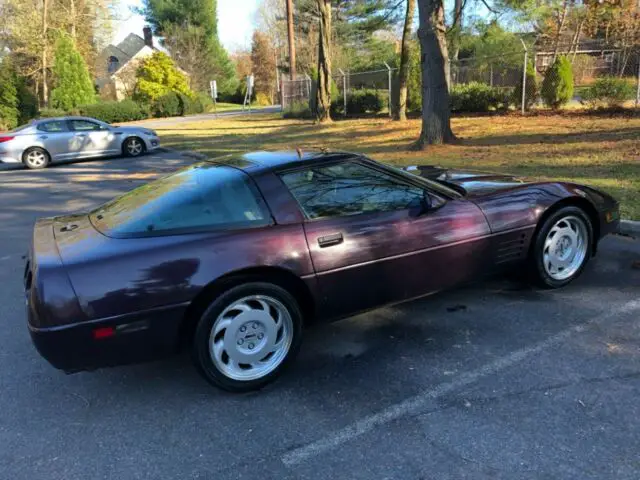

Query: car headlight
<box><xmin>143</xmin><ymin>130</ymin><xmax>157</xmax><ymax>137</ymax></box>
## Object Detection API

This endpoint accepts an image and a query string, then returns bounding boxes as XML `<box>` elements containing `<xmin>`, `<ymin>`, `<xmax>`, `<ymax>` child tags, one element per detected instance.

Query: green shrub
<box><xmin>450</xmin><ymin>82</ymin><xmax>511</xmax><ymax>113</ymax></box>
<box><xmin>16</xmin><ymin>79</ymin><xmax>39</xmax><ymax>125</ymax></box>
<box><xmin>513</xmin><ymin>60</ymin><xmax>539</xmax><ymax>111</ymax></box>
<box><xmin>541</xmin><ymin>56</ymin><xmax>574</xmax><ymax>109</ymax></box>
<box><xmin>346</xmin><ymin>89</ymin><xmax>385</xmax><ymax>114</ymax></box>
<box><xmin>197</xmin><ymin>92</ymin><xmax>214</xmax><ymax>111</ymax></box>
<box><xmin>176</xmin><ymin>93</ymin><xmax>205</xmax><ymax>116</ymax></box>
<box><xmin>581</xmin><ymin>76</ymin><xmax>635</xmax><ymax>109</ymax></box>
<box><xmin>38</xmin><ymin>108</ymin><xmax>67</xmax><ymax>118</ymax></box>
<box><xmin>0</xmin><ymin>57</ymin><xmax>19</xmax><ymax>130</ymax></box>
<box><xmin>77</xmin><ymin>100</ymin><xmax>149</xmax><ymax>123</ymax></box>
<box><xmin>283</xmin><ymin>100</ymin><xmax>312</xmax><ymax>119</ymax></box>
<box><xmin>152</xmin><ymin>92</ymin><xmax>181</xmax><ymax>117</ymax></box>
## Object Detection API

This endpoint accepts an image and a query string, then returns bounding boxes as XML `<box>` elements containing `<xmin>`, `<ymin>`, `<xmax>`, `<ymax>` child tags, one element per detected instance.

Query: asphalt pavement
<box><xmin>1</xmin><ymin>151</ymin><xmax>639</xmax><ymax>480</ymax></box>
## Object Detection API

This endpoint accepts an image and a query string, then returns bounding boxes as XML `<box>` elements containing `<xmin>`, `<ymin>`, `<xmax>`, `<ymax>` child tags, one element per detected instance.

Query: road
<box><xmin>1</xmin><ymin>151</ymin><xmax>639</xmax><ymax>480</ymax></box>
<box><xmin>127</xmin><ymin>105</ymin><xmax>282</xmax><ymax>129</ymax></box>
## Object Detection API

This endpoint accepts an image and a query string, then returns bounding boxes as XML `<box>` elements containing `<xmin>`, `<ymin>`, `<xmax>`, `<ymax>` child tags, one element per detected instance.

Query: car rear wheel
<box><xmin>192</xmin><ymin>282</ymin><xmax>303</xmax><ymax>392</ymax></box>
<box><xmin>529</xmin><ymin>206</ymin><xmax>593</xmax><ymax>288</ymax></box>
<box><xmin>123</xmin><ymin>137</ymin><xmax>145</xmax><ymax>157</ymax></box>
<box><xmin>23</xmin><ymin>147</ymin><xmax>50</xmax><ymax>169</ymax></box>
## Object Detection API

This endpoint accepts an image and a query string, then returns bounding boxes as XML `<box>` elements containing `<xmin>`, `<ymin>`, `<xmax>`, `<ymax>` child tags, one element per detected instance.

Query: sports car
<box><xmin>25</xmin><ymin>151</ymin><xmax>620</xmax><ymax>391</ymax></box>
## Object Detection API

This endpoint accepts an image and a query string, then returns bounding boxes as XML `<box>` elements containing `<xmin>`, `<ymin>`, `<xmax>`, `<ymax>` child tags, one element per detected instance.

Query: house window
<box><xmin>107</xmin><ymin>56</ymin><xmax>120</xmax><ymax>73</ymax></box>
<box><xmin>541</xmin><ymin>56</ymin><xmax>551</xmax><ymax>67</ymax></box>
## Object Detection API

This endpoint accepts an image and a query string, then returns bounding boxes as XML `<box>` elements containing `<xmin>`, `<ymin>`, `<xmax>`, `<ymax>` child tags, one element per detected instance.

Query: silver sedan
<box><xmin>0</xmin><ymin>116</ymin><xmax>161</xmax><ymax>169</ymax></box>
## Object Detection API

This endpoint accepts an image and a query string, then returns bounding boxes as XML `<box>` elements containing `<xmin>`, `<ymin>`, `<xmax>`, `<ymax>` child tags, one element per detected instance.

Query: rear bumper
<box><xmin>27</xmin><ymin>301</ymin><xmax>188</xmax><ymax>373</ymax></box>
<box><xmin>0</xmin><ymin>153</ymin><xmax>21</xmax><ymax>163</ymax></box>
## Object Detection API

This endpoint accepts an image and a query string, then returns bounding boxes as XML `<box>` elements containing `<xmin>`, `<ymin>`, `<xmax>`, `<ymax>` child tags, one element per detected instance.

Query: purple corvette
<box><xmin>25</xmin><ymin>151</ymin><xmax>620</xmax><ymax>391</ymax></box>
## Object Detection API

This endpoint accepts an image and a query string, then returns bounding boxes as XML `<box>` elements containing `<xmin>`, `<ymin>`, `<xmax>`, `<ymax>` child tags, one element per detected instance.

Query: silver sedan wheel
<box><xmin>26</xmin><ymin>150</ymin><xmax>47</xmax><ymax>168</ymax></box>
<box><xmin>126</xmin><ymin>138</ymin><xmax>144</xmax><ymax>156</ymax></box>
<box><xmin>209</xmin><ymin>295</ymin><xmax>294</xmax><ymax>381</ymax></box>
<box><xmin>543</xmin><ymin>215</ymin><xmax>589</xmax><ymax>281</ymax></box>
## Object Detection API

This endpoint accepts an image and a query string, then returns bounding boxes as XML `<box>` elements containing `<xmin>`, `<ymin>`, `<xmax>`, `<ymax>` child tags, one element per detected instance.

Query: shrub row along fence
<box><xmin>282</xmin><ymin>45</ymin><xmax>640</xmax><ymax>117</ymax></box>
<box><xmin>38</xmin><ymin>91</ymin><xmax>213</xmax><ymax>124</ymax></box>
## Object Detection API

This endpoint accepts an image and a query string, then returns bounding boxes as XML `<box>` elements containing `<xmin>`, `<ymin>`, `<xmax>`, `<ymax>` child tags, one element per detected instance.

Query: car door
<box><xmin>67</xmin><ymin>119</ymin><xmax>117</xmax><ymax>157</ymax></box>
<box><xmin>279</xmin><ymin>161</ymin><xmax>492</xmax><ymax>320</ymax></box>
<box><xmin>35</xmin><ymin>120</ymin><xmax>76</xmax><ymax>161</ymax></box>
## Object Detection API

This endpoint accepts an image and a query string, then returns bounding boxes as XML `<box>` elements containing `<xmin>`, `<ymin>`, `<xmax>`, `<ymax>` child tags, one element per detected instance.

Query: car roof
<box><xmin>35</xmin><ymin>116</ymin><xmax>104</xmax><ymax>123</ymax></box>
<box><xmin>207</xmin><ymin>150</ymin><xmax>361</xmax><ymax>173</ymax></box>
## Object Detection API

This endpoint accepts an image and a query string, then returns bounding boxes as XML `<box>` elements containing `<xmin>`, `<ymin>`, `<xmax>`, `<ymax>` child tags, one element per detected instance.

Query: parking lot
<box><xmin>1</xmin><ymin>152</ymin><xmax>639</xmax><ymax>479</ymax></box>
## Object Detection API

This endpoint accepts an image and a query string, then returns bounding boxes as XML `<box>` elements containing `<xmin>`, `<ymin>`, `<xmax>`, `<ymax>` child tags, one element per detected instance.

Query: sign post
<box><xmin>243</xmin><ymin>74</ymin><xmax>254</xmax><ymax>112</ymax></box>
<box><xmin>210</xmin><ymin>80</ymin><xmax>218</xmax><ymax>116</ymax></box>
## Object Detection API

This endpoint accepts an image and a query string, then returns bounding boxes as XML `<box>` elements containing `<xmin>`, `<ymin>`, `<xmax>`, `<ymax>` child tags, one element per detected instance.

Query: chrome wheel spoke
<box><xmin>208</xmin><ymin>294</ymin><xmax>294</xmax><ymax>382</ymax></box>
<box><xmin>542</xmin><ymin>215</ymin><xmax>588</xmax><ymax>281</ymax></box>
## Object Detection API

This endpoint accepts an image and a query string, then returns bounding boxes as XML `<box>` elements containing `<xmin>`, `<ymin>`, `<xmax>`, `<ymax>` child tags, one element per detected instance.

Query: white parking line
<box><xmin>281</xmin><ymin>299</ymin><xmax>640</xmax><ymax>467</ymax></box>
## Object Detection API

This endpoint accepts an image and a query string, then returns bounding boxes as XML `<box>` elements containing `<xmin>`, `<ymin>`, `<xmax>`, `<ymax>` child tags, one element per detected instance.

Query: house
<box><xmin>95</xmin><ymin>27</ymin><xmax>156</xmax><ymax>101</ymax></box>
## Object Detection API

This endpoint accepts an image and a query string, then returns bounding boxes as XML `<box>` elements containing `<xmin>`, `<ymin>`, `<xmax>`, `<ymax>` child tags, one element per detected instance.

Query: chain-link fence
<box><xmin>281</xmin><ymin>45</ymin><xmax>640</xmax><ymax>117</ymax></box>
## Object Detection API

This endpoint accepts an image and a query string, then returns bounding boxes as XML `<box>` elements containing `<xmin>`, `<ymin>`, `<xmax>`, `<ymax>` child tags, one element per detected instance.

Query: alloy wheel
<box><xmin>209</xmin><ymin>295</ymin><xmax>294</xmax><ymax>381</ymax></box>
<box><xmin>542</xmin><ymin>215</ymin><xmax>589</xmax><ymax>281</ymax></box>
<box><xmin>127</xmin><ymin>139</ymin><xmax>143</xmax><ymax>156</ymax></box>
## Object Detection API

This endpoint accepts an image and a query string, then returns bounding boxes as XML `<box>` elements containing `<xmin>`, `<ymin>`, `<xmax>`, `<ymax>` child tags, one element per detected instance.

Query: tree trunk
<box><xmin>394</xmin><ymin>0</ymin><xmax>416</xmax><ymax>121</ymax></box>
<box><xmin>416</xmin><ymin>0</ymin><xmax>454</xmax><ymax>147</ymax></box>
<box><xmin>286</xmin><ymin>0</ymin><xmax>296</xmax><ymax>80</ymax></box>
<box><xmin>315</xmin><ymin>0</ymin><xmax>332</xmax><ymax>123</ymax></box>
<box><xmin>552</xmin><ymin>0</ymin><xmax>568</xmax><ymax>62</ymax></box>
<box><xmin>42</xmin><ymin>0</ymin><xmax>49</xmax><ymax>108</ymax></box>
<box><xmin>70</xmin><ymin>0</ymin><xmax>77</xmax><ymax>39</ymax></box>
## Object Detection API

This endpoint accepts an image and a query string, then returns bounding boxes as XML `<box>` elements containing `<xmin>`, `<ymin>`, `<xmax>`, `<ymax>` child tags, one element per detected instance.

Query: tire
<box><xmin>192</xmin><ymin>282</ymin><xmax>303</xmax><ymax>392</ymax></box>
<box><xmin>23</xmin><ymin>147</ymin><xmax>50</xmax><ymax>169</ymax></box>
<box><xmin>123</xmin><ymin>137</ymin><xmax>146</xmax><ymax>157</ymax></box>
<box><xmin>529</xmin><ymin>206</ymin><xmax>593</xmax><ymax>288</ymax></box>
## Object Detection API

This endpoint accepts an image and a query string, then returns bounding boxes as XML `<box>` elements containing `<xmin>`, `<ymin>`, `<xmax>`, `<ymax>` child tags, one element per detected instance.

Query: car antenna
<box><xmin>296</xmin><ymin>147</ymin><xmax>303</xmax><ymax>159</ymax></box>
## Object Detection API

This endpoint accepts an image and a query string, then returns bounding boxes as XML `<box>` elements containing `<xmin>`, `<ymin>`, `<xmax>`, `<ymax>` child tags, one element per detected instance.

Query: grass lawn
<box><xmin>158</xmin><ymin>113</ymin><xmax>640</xmax><ymax>220</ymax></box>
<box><xmin>204</xmin><ymin>103</ymin><xmax>269</xmax><ymax>113</ymax></box>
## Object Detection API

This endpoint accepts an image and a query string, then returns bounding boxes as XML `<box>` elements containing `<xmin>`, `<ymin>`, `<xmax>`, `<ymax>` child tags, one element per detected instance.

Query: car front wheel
<box><xmin>530</xmin><ymin>206</ymin><xmax>593</xmax><ymax>288</ymax></box>
<box><xmin>192</xmin><ymin>282</ymin><xmax>303</xmax><ymax>392</ymax></box>
<box><xmin>123</xmin><ymin>137</ymin><xmax>145</xmax><ymax>157</ymax></box>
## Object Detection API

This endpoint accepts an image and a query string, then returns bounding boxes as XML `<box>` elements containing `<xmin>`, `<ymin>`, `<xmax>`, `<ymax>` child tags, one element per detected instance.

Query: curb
<box><xmin>620</xmin><ymin>220</ymin><xmax>640</xmax><ymax>238</ymax></box>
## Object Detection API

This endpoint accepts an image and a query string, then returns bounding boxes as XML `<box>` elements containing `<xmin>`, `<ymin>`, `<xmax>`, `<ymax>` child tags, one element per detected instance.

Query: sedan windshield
<box><xmin>90</xmin><ymin>163</ymin><xmax>269</xmax><ymax>237</ymax></box>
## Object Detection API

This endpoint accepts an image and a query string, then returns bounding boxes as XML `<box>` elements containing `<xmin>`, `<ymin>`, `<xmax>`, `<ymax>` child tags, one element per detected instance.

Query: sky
<box><xmin>114</xmin><ymin>0</ymin><xmax>261</xmax><ymax>51</ymax></box>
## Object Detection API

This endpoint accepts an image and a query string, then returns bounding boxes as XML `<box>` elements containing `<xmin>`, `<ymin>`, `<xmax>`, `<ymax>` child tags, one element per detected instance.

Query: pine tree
<box><xmin>251</xmin><ymin>31</ymin><xmax>276</xmax><ymax>105</ymax></box>
<box><xmin>50</xmin><ymin>34</ymin><xmax>96</xmax><ymax>111</ymax></box>
<box><xmin>541</xmin><ymin>56</ymin><xmax>574</xmax><ymax>110</ymax></box>
<box><xmin>0</xmin><ymin>58</ymin><xmax>19</xmax><ymax>130</ymax></box>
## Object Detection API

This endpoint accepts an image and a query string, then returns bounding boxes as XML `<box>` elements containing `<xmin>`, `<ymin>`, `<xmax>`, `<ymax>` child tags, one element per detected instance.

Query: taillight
<box><xmin>0</xmin><ymin>136</ymin><xmax>14</xmax><ymax>143</ymax></box>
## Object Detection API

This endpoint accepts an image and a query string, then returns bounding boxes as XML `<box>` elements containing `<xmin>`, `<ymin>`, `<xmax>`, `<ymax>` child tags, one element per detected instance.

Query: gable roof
<box><xmin>116</xmin><ymin>33</ymin><xmax>148</xmax><ymax>59</ymax></box>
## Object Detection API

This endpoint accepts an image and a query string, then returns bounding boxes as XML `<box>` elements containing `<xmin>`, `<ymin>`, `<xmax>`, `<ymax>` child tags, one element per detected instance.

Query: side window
<box><xmin>69</xmin><ymin>120</ymin><xmax>102</xmax><ymax>132</ymax></box>
<box><xmin>281</xmin><ymin>162</ymin><xmax>424</xmax><ymax>220</ymax></box>
<box><xmin>37</xmin><ymin>121</ymin><xmax>68</xmax><ymax>133</ymax></box>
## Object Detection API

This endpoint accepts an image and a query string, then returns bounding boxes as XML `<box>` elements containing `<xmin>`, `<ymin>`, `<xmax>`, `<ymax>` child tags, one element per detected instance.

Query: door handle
<box><xmin>75</xmin><ymin>133</ymin><xmax>87</xmax><ymax>137</ymax></box>
<box><xmin>39</xmin><ymin>135</ymin><xmax>48</xmax><ymax>140</ymax></box>
<box><xmin>114</xmin><ymin>132</ymin><xmax>123</xmax><ymax>135</ymax></box>
<box><xmin>318</xmin><ymin>233</ymin><xmax>344</xmax><ymax>248</ymax></box>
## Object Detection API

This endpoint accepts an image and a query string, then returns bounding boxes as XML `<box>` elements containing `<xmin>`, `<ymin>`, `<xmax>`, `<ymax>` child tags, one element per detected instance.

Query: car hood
<box><xmin>112</xmin><ymin>126</ymin><xmax>155</xmax><ymax>135</ymax></box>
<box><xmin>405</xmin><ymin>165</ymin><xmax>531</xmax><ymax>197</ymax></box>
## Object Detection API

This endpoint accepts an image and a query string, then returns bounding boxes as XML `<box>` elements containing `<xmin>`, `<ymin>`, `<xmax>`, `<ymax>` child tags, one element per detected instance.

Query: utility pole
<box><xmin>285</xmin><ymin>0</ymin><xmax>296</xmax><ymax>80</ymax></box>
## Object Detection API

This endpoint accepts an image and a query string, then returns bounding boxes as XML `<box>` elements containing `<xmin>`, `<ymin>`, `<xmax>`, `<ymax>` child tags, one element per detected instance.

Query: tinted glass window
<box><xmin>90</xmin><ymin>164</ymin><xmax>269</xmax><ymax>237</ymax></box>
<box><xmin>38</xmin><ymin>121</ymin><xmax>68</xmax><ymax>133</ymax></box>
<box><xmin>281</xmin><ymin>162</ymin><xmax>424</xmax><ymax>219</ymax></box>
<box><xmin>69</xmin><ymin>120</ymin><xmax>102</xmax><ymax>131</ymax></box>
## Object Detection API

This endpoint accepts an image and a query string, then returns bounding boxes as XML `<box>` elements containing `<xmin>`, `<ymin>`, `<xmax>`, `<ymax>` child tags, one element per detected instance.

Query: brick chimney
<box><xmin>143</xmin><ymin>27</ymin><xmax>153</xmax><ymax>48</ymax></box>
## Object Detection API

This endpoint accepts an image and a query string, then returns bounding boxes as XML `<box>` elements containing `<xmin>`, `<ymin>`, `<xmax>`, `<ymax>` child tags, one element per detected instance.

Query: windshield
<box><xmin>384</xmin><ymin>163</ymin><xmax>463</xmax><ymax>198</ymax></box>
<box><xmin>90</xmin><ymin>163</ymin><xmax>270</xmax><ymax>238</ymax></box>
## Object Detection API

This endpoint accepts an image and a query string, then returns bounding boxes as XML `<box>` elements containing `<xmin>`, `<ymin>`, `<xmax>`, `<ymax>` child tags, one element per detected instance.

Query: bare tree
<box><xmin>286</xmin><ymin>0</ymin><xmax>296</xmax><ymax>80</ymax></box>
<box><xmin>394</xmin><ymin>0</ymin><xmax>416</xmax><ymax>121</ymax></box>
<box><xmin>416</xmin><ymin>0</ymin><xmax>454</xmax><ymax>146</ymax></box>
<box><xmin>41</xmin><ymin>0</ymin><xmax>49</xmax><ymax>107</ymax></box>
<box><xmin>315</xmin><ymin>0</ymin><xmax>332</xmax><ymax>122</ymax></box>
